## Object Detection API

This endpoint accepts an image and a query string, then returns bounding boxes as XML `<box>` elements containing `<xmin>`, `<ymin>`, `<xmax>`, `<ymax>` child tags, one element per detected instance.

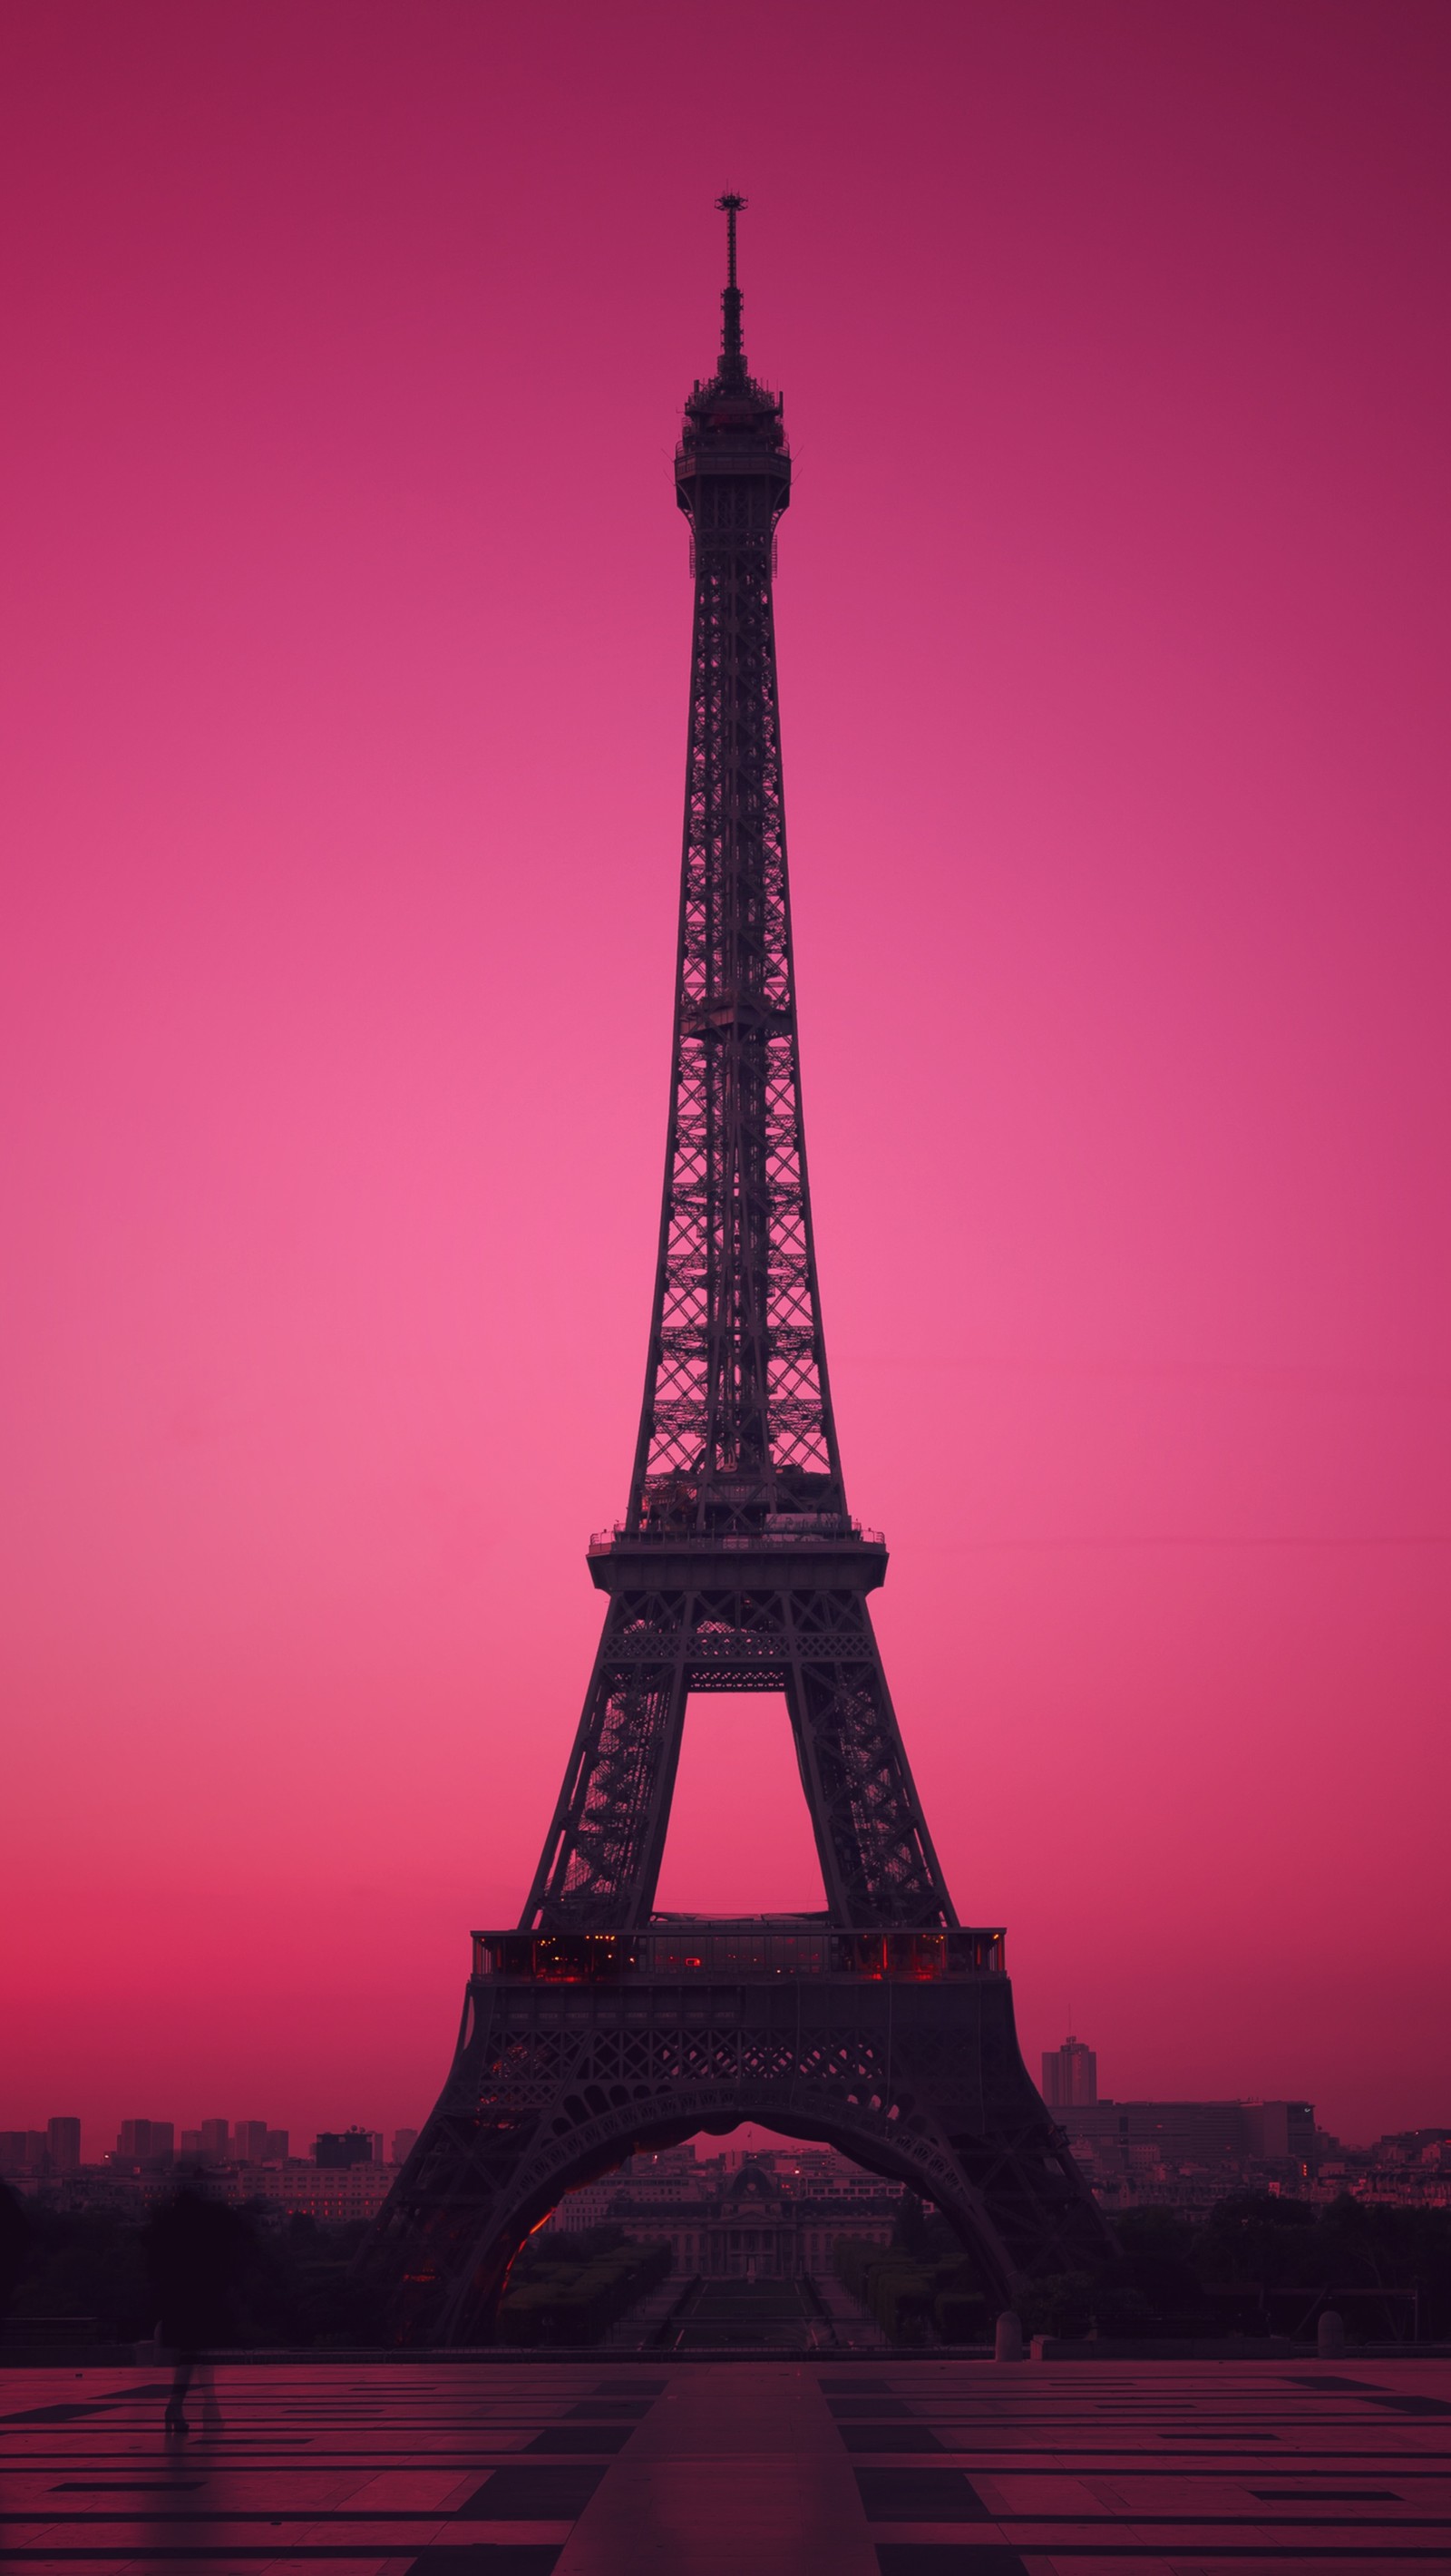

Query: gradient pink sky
<box><xmin>3</xmin><ymin>0</ymin><xmax>1448</xmax><ymax>2158</ymax></box>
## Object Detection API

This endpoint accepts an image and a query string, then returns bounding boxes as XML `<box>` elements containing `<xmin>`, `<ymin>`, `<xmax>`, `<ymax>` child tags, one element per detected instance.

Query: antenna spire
<box><xmin>716</xmin><ymin>191</ymin><xmax>746</xmax><ymax>376</ymax></box>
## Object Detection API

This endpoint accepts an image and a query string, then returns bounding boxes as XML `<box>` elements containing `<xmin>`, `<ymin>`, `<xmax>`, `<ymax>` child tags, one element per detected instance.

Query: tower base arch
<box><xmin>365</xmin><ymin>1925</ymin><xmax>1112</xmax><ymax>2343</ymax></box>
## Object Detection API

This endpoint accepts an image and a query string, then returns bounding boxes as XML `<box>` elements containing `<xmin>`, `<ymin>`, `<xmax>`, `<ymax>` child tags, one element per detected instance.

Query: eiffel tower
<box><xmin>370</xmin><ymin>199</ymin><xmax>1109</xmax><ymax>2340</ymax></box>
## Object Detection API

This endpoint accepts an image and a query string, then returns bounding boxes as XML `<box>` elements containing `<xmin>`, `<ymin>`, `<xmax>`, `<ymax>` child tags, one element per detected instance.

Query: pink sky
<box><xmin>3</xmin><ymin>0</ymin><xmax>1448</xmax><ymax>2158</ymax></box>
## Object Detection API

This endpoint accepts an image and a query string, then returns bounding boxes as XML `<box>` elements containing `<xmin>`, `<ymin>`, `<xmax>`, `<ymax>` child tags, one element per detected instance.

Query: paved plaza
<box><xmin>1</xmin><ymin>2353</ymin><xmax>1448</xmax><ymax>2572</ymax></box>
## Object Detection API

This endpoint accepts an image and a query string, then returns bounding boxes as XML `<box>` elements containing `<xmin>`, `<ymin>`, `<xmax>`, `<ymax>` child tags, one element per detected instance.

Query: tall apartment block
<box><xmin>1042</xmin><ymin>2034</ymin><xmax>1099</xmax><ymax>2107</ymax></box>
<box><xmin>117</xmin><ymin>2120</ymin><xmax>175</xmax><ymax>2161</ymax></box>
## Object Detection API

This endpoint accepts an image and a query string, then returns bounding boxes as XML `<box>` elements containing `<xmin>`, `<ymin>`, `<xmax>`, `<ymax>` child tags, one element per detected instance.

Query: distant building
<box><xmin>199</xmin><ymin>2119</ymin><xmax>230</xmax><ymax>2160</ymax></box>
<box><xmin>391</xmin><ymin>2129</ymin><xmax>419</xmax><ymax>2166</ymax></box>
<box><xmin>0</xmin><ymin>2132</ymin><xmax>48</xmax><ymax>2173</ymax></box>
<box><xmin>1373</xmin><ymin>2128</ymin><xmax>1451</xmax><ymax>2165</ymax></box>
<box><xmin>180</xmin><ymin>2131</ymin><xmax>202</xmax><ymax>2154</ymax></box>
<box><xmin>116</xmin><ymin>2119</ymin><xmax>174</xmax><ymax>2163</ymax></box>
<box><xmin>264</xmin><ymin>2128</ymin><xmax>289</xmax><ymax>2162</ymax></box>
<box><xmin>1062</xmin><ymin>2098</ymin><xmax>1318</xmax><ymax>2205</ymax></box>
<box><xmin>543</xmin><ymin>2145</ymin><xmax>903</xmax><ymax>2278</ymax></box>
<box><xmin>1242</xmin><ymin>2102</ymin><xmax>1316</xmax><ymax>2164</ymax></box>
<box><xmin>231</xmin><ymin>2161</ymin><xmax>394</xmax><ymax>2220</ymax></box>
<box><xmin>47</xmin><ymin>2117</ymin><xmax>82</xmax><ymax>2172</ymax></box>
<box><xmin>1041</xmin><ymin>2035</ymin><xmax>1097</xmax><ymax>2107</ymax></box>
<box><xmin>234</xmin><ymin>2122</ymin><xmax>271</xmax><ymax>2164</ymax></box>
<box><xmin>44</xmin><ymin>2167</ymin><xmax>154</xmax><ymax>2213</ymax></box>
<box><xmin>314</xmin><ymin>2128</ymin><xmax>375</xmax><ymax>2168</ymax></box>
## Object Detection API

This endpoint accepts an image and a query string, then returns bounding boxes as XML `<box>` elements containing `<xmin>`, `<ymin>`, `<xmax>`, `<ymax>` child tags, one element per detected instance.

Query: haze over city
<box><xmin>4</xmin><ymin>0</ymin><xmax>1449</xmax><ymax>2161</ymax></box>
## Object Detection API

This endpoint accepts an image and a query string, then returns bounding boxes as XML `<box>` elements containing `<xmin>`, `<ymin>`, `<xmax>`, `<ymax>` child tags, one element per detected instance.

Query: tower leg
<box><xmin>522</xmin><ymin>1589</ymin><xmax>694</xmax><ymax>1931</ymax></box>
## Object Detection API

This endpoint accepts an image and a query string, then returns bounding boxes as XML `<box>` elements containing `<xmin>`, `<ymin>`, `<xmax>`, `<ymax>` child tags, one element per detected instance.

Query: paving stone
<box><xmin>855</xmin><ymin>2466</ymin><xmax>991</xmax><ymax>2517</ymax></box>
<box><xmin>841</xmin><ymin>2425</ymin><xmax>948</xmax><ymax>2452</ymax></box>
<box><xmin>457</xmin><ymin>2466</ymin><xmax>606</xmax><ymax>2517</ymax></box>
<box><xmin>874</xmin><ymin>2553</ymin><xmax>1029</xmax><ymax>2576</ymax></box>
<box><xmin>521</xmin><ymin>2429</ymin><xmax>634</xmax><ymax>2454</ymax></box>
<box><xmin>0</xmin><ymin>2354</ymin><xmax>1446</xmax><ymax>2572</ymax></box>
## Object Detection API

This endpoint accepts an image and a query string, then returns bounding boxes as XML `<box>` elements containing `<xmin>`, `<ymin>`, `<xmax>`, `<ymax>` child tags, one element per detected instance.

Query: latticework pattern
<box><xmin>524</xmin><ymin>1574</ymin><xmax>955</xmax><ymax>1931</ymax></box>
<box><xmin>638</xmin><ymin>505</ymin><xmax>832</xmax><ymax>1508</ymax></box>
<box><xmin>366</xmin><ymin>1964</ymin><xmax>1110</xmax><ymax>2344</ymax></box>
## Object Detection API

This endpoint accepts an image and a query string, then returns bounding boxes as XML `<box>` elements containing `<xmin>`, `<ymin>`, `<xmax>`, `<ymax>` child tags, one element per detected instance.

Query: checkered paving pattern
<box><xmin>0</xmin><ymin>2355</ymin><xmax>1446</xmax><ymax>2571</ymax></box>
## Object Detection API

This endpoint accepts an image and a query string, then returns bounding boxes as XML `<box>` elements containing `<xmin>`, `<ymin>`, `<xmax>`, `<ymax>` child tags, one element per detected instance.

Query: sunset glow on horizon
<box><xmin>3</xmin><ymin>0</ymin><xmax>1448</xmax><ymax>2158</ymax></box>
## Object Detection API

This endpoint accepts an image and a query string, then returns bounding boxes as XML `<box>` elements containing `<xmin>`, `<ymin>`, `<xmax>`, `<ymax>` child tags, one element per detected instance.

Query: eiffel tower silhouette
<box><xmin>369</xmin><ymin>199</ymin><xmax>1109</xmax><ymax>2339</ymax></box>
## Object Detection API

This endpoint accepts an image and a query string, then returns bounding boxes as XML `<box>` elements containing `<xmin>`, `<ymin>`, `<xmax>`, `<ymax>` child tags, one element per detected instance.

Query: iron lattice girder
<box><xmin>366</xmin><ymin>1947</ymin><xmax>1110</xmax><ymax>2344</ymax></box>
<box><xmin>636</xmin><ymin>411</ymin><xmax>830</xmax><ymax>1513</ymax></box>
<box><xmin>522</xmin><ymin>1558</ymin><xmax>954</xmax><ymax>1934</ymax></box>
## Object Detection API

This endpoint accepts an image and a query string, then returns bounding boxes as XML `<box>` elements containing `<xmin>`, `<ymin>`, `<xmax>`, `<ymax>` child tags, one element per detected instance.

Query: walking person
<box><xmin>0</xmin><ymin>2179</ymin><xmax>30</xmax><ymax>2324</ymax></box>
<box><xmin>143</xmin><ymin>2182</ymin><xmax>248</xmax><ymax>2436</ymax></box>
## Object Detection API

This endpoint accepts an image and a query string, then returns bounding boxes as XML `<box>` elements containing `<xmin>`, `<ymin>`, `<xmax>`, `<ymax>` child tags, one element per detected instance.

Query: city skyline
<box><xmin>5</xmin><ymin>2050</ymin><xmax>1442</xmax><ymax>2171</ymax></box>
<box><xmin>3</xmin><ymin>0</ymin><xmax>1449</xmax><ymax>2151</ymax></box>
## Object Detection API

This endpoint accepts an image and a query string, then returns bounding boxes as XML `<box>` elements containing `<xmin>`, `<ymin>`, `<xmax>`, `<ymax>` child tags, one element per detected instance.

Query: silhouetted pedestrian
<box><xmin>143</xmin><ymin>2183</ymin><xmax>248</xmax><ymax>2435</ymax></box>
<box><xmin>0</xmin><ymin>2179</ymin><xmax>30</xmax><ymax>2320</ymax></box>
